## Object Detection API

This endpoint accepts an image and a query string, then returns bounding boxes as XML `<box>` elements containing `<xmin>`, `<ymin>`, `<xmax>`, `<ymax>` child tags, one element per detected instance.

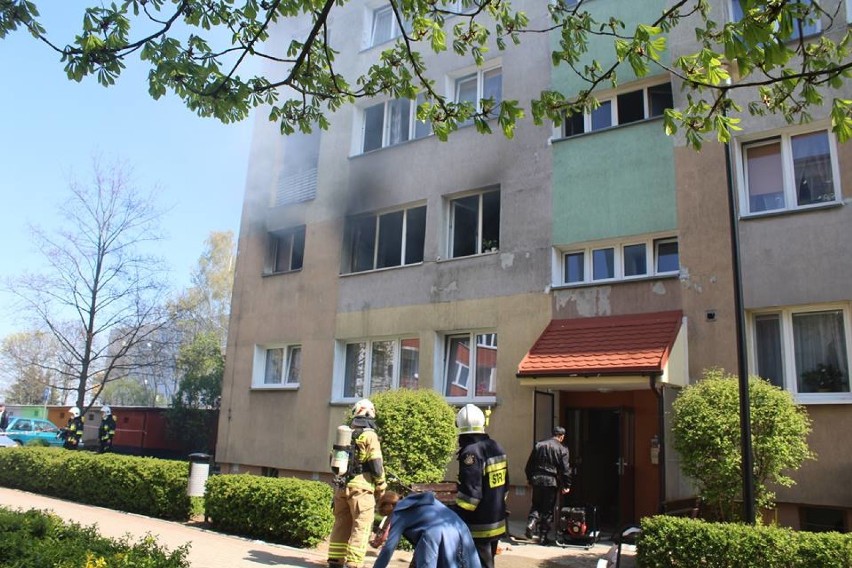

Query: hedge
<box><xmin>0</xmin><ymin>447</ymin><xmax>191</xmax><ymax>521</ymax></box>
<box><xmin>0</xmin><ymin>507</ymin><xmax>189</xmax><ymax>567</ymax></box>
<box><xmin>205</xmin><ymin>474</ymin><xmax>334</xmax><ymax>547</ymax></box>
<box><xmin>639</xmin><ymin>515</ymin><xmax>852</xmax><ymax>567</ymax></box>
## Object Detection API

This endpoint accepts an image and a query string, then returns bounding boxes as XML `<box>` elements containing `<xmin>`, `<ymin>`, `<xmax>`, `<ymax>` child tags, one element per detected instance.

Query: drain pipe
<box><xmin>650</xmin><ymin>374</ymin><xmax>666</xmax><ymax>512</ymax></box>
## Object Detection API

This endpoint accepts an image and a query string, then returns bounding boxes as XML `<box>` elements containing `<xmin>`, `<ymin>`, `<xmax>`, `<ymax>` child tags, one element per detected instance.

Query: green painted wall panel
<box><xmin>551</xmin><ymin>0</ymin><xmax>671</xmax><ymax>95</ymax></box>
<box><xmin>552</xmin><ymin>119</ymin><xmax>676</xmax><ymax>244</ymax></box>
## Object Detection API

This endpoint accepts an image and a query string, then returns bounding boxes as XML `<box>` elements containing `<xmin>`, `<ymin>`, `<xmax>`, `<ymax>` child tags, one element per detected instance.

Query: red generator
<box><xmin>556</xmin><ymin>505</ymin><xmax>599</xmax><ymax>548</ymax></box>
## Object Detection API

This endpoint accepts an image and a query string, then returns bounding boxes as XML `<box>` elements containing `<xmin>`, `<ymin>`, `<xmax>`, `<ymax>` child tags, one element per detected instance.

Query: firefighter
<box><xmin>60</xmin><ymin>406</ymin><xmax>84</xmax><ymax>450</ymax></box>
<box><xmin>98</xmin><ymin>405</ymin><xmax>117</xmax><ymax>453</ymax></box>
<box><xmin>328</xmin><ymin>399</ymin><xmax>387</xmax><ymax>568</ymax></box>
<box><xmin>524</xmin><ymin>426</ymin><xmax>572</xmax><ymax>544</ymax></box>
<box><xmin>453</xmin><ymin>404</ymin><xmax>508</xmax><ymax>568</ymax></box>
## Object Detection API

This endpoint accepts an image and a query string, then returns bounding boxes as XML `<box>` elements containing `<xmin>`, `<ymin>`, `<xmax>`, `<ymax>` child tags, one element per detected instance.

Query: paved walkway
<box><xmin>0</xmin><ymin>488</ymin><xmax>634</xmax><ymax>568</ymax></box>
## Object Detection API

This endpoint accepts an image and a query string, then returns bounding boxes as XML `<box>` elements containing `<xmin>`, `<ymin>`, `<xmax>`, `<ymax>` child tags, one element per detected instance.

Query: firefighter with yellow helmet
<box><xmin>454</xmin><ymin>404</ymin><xmax>508</xmax><ymax>568</ymax></box>
<box><xmin>327</xmin><ymin>399</ymin><xmax>387</xmax><ymax>568</ymax></box>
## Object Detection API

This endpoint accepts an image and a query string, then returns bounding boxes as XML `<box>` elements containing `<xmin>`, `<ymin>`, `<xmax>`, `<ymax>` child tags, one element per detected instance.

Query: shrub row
<box><xmin>0</xmin><ymin>447</ymin><xmax>191</xmax><ymax>521</ymax></box>
<box><xmin>639</xmin><ymin>515</ymin><xmax>852</xmax><ymax>567</ymax></box>
<box><xmin>0</xmin><ymin>506</ymin><xmax>189</xmax><ymax>567</ymax></box>
<box><xmin>205</xmin><ymin>474</ymin><xmax>334</xmax><ymax>547</ymax></box>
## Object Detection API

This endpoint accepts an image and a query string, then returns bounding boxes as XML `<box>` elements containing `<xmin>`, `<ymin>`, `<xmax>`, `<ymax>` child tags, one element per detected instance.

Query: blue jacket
<box><xmin>373</xmin><ymin>492</ymin><xmax>482</xmax><ymax>568</ymax></box>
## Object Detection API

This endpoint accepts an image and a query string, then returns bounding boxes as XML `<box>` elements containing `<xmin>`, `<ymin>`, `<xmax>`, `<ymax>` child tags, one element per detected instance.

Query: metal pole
<box><xmin>723</xmin><ymin>111</ymin><xmax>756</xmax><ymax>524</ymax></box>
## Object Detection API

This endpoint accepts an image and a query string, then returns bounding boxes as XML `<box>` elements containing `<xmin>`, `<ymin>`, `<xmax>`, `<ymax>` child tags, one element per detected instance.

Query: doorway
<box><xmin>563</xmin><ymin>407</ymin><xmax>635</xmax><ymax>531</ymax></box>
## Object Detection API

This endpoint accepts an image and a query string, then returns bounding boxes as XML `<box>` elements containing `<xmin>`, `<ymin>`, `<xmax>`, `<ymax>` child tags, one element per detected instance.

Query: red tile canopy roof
<box><xmin>517</xmin><ymin>311</ymin><xmax>683</xmax><ymax>377</ymax></box>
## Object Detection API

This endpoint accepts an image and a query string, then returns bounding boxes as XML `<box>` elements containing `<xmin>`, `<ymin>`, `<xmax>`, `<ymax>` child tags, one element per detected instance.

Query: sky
<box><xmin>0</xmin><ymin>6</ymin><xmax>257</xmax><ymax>340</ymax></box>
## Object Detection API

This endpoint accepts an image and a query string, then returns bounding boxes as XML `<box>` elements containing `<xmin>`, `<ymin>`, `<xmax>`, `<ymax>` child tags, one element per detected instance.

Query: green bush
<box><xmin>0</xmin><ymin>507</ymin><xmax>189</xmax><ymax>567</ymax></box>
<box><xmin>0</xmin><ymin>447</ymin><xmax>191</xmax><ymax>520</ymax></box>
<box><xmin>672</xmin><ymin>368</ymin><xmax>813</xmax><ymax>521</ymax></box>
<box><xmin>638</xmin><ymin>515</ymin><xmax>852</xmax><ymax>567</ymax></box>
<box><xmin>371</xmin><ymin>388</ymin><xmax>457</xmax><ymax>487</ymax></box>
<box><xmin>205</xmin><ymin>474</ymin><xmax>333</xmax><ymax>547</ymax></box>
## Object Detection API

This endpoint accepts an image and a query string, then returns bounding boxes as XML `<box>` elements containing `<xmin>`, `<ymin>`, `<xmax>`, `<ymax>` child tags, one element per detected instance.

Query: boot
<box><xmin>525</xmin><ymin>518</ymin><xmax>536</xmax><ymax>539</ymax></box>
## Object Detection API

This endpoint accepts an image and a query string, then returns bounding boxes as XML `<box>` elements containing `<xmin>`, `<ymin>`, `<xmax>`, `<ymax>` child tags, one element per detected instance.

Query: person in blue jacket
<box><xmin>372</xmin><ymin>491</ymin><xmax>482</xmax><ymax>568</ymax></box>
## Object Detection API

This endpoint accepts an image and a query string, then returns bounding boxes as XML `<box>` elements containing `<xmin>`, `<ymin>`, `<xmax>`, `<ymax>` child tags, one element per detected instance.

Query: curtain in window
<box><xmin>388</xmin><ymin>99</ymin><xmax>410</xmax><ymax>146</ymax></box>
<box><xmin>371</xmin><ymin>341</ymin><xmax>395</xmax><ymax>394</ymax></box>
<box><xmin>286</xmin><ymin>346</ymin><xmax>301</xmax><ymax>385</ymax></box>
<box><xmin>344</xmin><ymin>343</ymin><xmax>366</xmax><ymax>398</ymax></box>
<box><xmin>793</xmin><ymin>311</ymin><xmax>849</xmax><ymax>392</ymax></box>
<box><xmin>745</xmin><ymin>141</ymin><xmax>785</xmax><ymax>212</ymax></box>
<box><xmin>264</xmin><ymin>348</ymin><xmax>284</xmax><ymax>384</ymax></box>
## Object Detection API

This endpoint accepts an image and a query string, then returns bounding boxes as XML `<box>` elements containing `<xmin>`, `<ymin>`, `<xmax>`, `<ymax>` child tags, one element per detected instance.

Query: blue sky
<box><xmin>0</xmin><ymin>7</ymin><xmax>256</xmax><ymax>339</ymax></box>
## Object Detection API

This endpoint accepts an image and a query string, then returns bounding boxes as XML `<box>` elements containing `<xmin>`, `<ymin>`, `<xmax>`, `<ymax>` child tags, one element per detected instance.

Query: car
<box><xmin>3</xmin><ymin>417</ymin><xmax>65</xmax><ymax>447</ymax></box>
<box><xmin>0</xmin><ymin>435</ymin><xmax>16</xmax><ymax>448</ymax></box>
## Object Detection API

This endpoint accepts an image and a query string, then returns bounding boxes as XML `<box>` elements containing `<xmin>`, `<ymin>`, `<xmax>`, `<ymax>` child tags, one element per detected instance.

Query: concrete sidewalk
<box><xmin>0</xmin><ymin>488</ymin><xmax>634</xmax><ymax>568</ymax></box>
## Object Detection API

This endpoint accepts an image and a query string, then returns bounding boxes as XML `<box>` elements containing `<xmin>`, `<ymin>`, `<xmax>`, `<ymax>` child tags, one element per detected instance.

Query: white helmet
<box><xmin>101</xmin><ymin>405</ymin><xmax>111</xmax><ymax>417</ymax></box>
<box><xmin>352</xmin><ymin>399</ymin><xmax>376</xmax><ymax>419</ymax></box>
<box><xmin>456</xmin><ymin>404</ymin><xmax>485</xmax><ymax>434</ymax></box>
<box><xmin>69</xmin><ymin>407</ymin><xmax>81</xmax><ymax>418</ymax></box>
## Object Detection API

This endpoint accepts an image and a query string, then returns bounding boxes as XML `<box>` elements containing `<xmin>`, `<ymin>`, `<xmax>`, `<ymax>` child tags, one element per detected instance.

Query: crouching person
<box><xmin>372</xmin><ymin>491</ymin><xmax>482</xmax><ymax>568</ymax></box>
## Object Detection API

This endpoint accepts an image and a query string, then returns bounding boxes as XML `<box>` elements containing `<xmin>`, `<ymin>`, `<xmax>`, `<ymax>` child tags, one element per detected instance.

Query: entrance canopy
<box><xmin>517</xmin><ymin>310</ymin><xmax>687</xmax><ymax>391</ymax></box>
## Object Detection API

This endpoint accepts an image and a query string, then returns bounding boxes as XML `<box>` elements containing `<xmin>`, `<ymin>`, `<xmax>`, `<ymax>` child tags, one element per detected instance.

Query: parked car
<box><xmin>3</xmin><ymin>417</ymin><xmax>64</xmax><ymax>447</ymax></box>
<box><xmin>0</xmin><ymin>435</ymin><xmax>16</xmax><ymax>448</ymax></box>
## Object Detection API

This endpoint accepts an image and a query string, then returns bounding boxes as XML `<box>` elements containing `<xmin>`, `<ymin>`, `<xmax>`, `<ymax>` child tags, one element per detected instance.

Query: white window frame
<box><xmin>729</xmin><ymin>0</ymin><xmax>821</xmax><ymax>40</ymax></box>
<box><xmin>343</xmin><ymin>203</ymin><xmax>426</xmax><ymax>274</ymax></box>
<box><xmin>441</xmin><ymin>331</ymin><xmax>498</xmax><ymax>404</ymax></box>
<box><xmin>359</xmin><ymin>94</ymin><xmax>431</xmax><ymax>153</ymax></box>
<box><xmin>736</xmin><ymin>125</ymin><xmax>841</xmax><ymax>216</ymax></box>
<box><xmin>252</xmin><ymin>344</ymin><xmax>302</xmax><ymax>390</ymax></box>
<box><xmin>748</xmin><ymin>303</ymin><xmax>852</xmax><ymax>404</ymax></box>
<box><xmin>560</xmin><ymin>81</ymin><xmax>673</xmax><ymax>139</ymax></box>
<box><xmin>446</xmin><ymin>188</ymin><xmax>501</xmax><ymax>259</ymax></box>
<box><xmin>332</xmin><ymin>336</ymin><xmax>420</xmax><ymax>402</ymax></box>
<box><xmin>267</xmin><ymin>226</ymin><xmax>306</xmax><ymax>275</ymax></box>
<box><xmin>368</xmin><ymin>4</ymin><xmax>405</xmax><ymax>48</ymax></box>
<box><xmin>559</xmin><ymin>235</ymin><xmax>679</xmax><ymax>286</ymax></box>
<box><xmin>451</xmin><ymin>62</ymin><xmax>503</xmax><ymax>121</ymax></box>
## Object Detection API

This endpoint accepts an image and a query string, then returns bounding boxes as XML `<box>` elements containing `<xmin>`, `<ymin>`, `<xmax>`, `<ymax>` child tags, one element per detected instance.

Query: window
<box><xmin>444</xmin><ymin>332</ymin><xmax>498</xmax><ymax>401</ymax></box>
<box><xmin>562</xmin><ymin>82</ymin><xmax>672</xmax><ymax>138</ymax></box>
<box><xmin>253</xmin><ymin>344</ymin><xmax>301</xmax><ymax>388</ymax></box>
<box><xmin>267</xmin><ymin>226</ymin><xmax>305</xmax><ymax>274</ymax></box>
<box><xmin>561</xmin><ymin>236</ymin><xmax>679</xmax><ymax>285</ymax></box>
<box><xmin>445</xmin><ymin>0</ymin><xmax>478</xmax><ymax>14</ymax></box>
<box><xmin>361</xmin><ymin>94</ymin><xmax>431</xmax><ymax>153</ymax></box>
<box><xmin>731</xmin><ymin>0</ymin><xmax>821</xmax><ymax>41</ymax></box>
<box><xmin>338</xmin><ymin>337</ymin><xmax>420</xmax><ymax>400</ymax></box>
<box><xmin>740</xmin><ymin>128</ymin><xmax>839</xmax><ymax>215</ymax></box>
<box><xmin>752</xmin><ymin>305</ymin><xmax>851</xmax><ymax>401</ymax></box>
<box><xmin>344</xmin><ymin>205</ymin><xmax>426</xmax><ymax>273</ymax></box>
<box><xmin>455</xmin><ymin>66</ymin><xmax>502</xmax><ymax>124</ymax></box>
<box><xmin>369</xmin><ymin>5</ymin><xmax>408</xmax><ymax>47</ymax></box>
<box><xmin>448</xmin><ymin>189</ymin><xmax>500</xmax><ymax>258</ymax></box>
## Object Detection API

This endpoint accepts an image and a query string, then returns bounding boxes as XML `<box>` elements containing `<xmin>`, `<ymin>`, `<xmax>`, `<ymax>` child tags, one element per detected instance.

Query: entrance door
<box><xmin>564</xmin><ymin>407</ymin><xmax>635</xmax><ymax>530</ymax></box>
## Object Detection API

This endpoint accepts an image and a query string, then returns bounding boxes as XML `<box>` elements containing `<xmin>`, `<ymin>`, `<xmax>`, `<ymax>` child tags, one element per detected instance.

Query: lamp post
<box><xmin>722</xmin><ymin>92</ymin><xmax>756</xmax><ymax>524</ymax></box>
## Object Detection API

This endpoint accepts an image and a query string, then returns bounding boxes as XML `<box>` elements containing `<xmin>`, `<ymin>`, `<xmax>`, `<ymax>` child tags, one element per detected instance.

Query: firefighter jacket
<box><xmin>62</xmin><ymin>416</ymin><xmax>84</xmax><ymax>448</ymax></box>
<box><xmin>524</xmin><ymin>436</ymin><xmax>571</xmax><ymax>488</ymax></box>
<box><xmin>99</xmin><ymin>415</ymin><xmax>116</xmax><ymax>442</ymax></box>
<box><xmin>345</xmin><ymin>416</ymin><xmax>386</xmax><ymax>491</ymax></box>
<box><xmin>455</xmin><ymin>433</ymin><xmax>508</xmax><ymax>541</ymax></box>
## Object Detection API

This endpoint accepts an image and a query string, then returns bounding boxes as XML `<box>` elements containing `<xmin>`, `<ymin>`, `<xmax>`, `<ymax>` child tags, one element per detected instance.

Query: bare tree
<box><xmin>5</xmin><ymin>158</ymin><xmax>171</xmax><ymax>411</ymax></box>
<box><xmin>0</xmin><ymin>330</ymin><xmax>67</xmax><ymax>405</ymax></box>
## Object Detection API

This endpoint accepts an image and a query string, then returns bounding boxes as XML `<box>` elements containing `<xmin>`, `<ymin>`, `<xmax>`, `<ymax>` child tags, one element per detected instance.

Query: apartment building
<box><xmin>218</xmin><ymin>0</ymin><xmax>852</xmax><ymax>531</ymax></box>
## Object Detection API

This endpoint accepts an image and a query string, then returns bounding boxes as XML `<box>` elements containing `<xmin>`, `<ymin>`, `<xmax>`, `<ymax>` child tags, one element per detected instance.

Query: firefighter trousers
<box><xmin>328</xmin><ymin>485</ymin><xmax>375</xmax><ymax>568</ymax></box>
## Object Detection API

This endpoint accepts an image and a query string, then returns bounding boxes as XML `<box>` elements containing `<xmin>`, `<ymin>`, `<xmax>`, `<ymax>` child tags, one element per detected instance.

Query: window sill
<box><xmin>263</xmin><ymin>268</ymin><xmax>303</xmax><ymax>278</ymax></box>
<box><xmin>444</xmin><ymin>396</ymin><xmax>498</xmax><ymax>406</ymax></box>
<box><xmin>438</xmin><ymin>250</ymin><xmax>500</xmax><ymax>264</ymax></box>
<box><xmin>552</xmin><ymin>115</ymin><xmax>665</xmax><ymax>144</ymax></box>
<box><xmin>741</xmin><ymin>200</ymin><xmax>843</xmax><ymax>220</ymax></box>
<box><xmin>340</xmin><ymin>261</ymin><xmax>425</xmax><ymax>278</ymax></box>
<box><xmin>552</xmin><ymin>272</ymin><xmax>680</xmax><ymax>290</ymax></box>
<box><xmin>795</xmin><ymin>393</ymin><xmax>852</xmax><ymax>405</ymax></box>
<box><xmin>251</xmin><ymin>384</ymin><xmax>299</xmax><ymax>391</ymax></box>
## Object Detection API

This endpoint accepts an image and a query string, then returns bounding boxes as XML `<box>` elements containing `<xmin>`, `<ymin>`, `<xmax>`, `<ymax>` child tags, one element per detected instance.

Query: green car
<box><xmin>3</xmin><ymin>417</ymin><xmax>65</xmax><ymax>447</ymax></box>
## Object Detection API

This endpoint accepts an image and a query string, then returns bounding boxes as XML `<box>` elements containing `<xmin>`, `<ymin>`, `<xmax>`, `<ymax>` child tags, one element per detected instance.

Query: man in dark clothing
<box><xmin>0</xmin><ymin>402</ymin><xmax>8</xmax><ymax>431</ymax></box>
<box><xmin>454</xmin><ymin>404</ymin><xmax>508</xmax><ymax>568</ymax></box>
<box><xmin>524</xmin><ymin>426</ymin><xmax>572</xmax><ymax>545</ymax></box>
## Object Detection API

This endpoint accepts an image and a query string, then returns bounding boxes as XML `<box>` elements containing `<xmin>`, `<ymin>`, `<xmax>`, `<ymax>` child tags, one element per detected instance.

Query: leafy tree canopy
<box><xmin>672</xmin><ymin>368</ymin><xmax>814</xmax><ymax>522</ymax></box>
<box><xmin>2</xmin><ymin>0</ymin><xmax>850</xmax><ymax>148</ymax></box>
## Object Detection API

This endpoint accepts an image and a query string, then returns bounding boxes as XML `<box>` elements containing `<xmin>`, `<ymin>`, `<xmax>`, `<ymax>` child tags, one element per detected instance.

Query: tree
<box><xmin>98</xmin><ymin>375</ymin><xmax>150</xmax><ymax>406</ymax></box>
<box><xmin>371</xmin><ymin>388</ymin><xmax>458</xmax><ymax>487</ymax></box>
<box><xmin>3</xmin><ymin>158</ymin><xmax>171</xmax><ymax>412</ymax></box>
<box><xmin>672</xmin><ymin>368</ymin><xmax>814</xmax><ymax>522</ymax></box>
<box><xmin>166</xmin><ymin>331</ymin><xmax>224</xmax><ymax>453</ymax></box>
<box><xmin>1</xmin><ymin>1</ymin><xmax>850</xmax><ymax>148</ymax></box>
<box><xmin>0</xmin><ymin>331</ymin><xmax>67</xmax><ymax>405</ymax></box>
<box><xmin>169</xmin><ymin>230</ymin><xmax>235</xmax><ymax>345</ymax></box>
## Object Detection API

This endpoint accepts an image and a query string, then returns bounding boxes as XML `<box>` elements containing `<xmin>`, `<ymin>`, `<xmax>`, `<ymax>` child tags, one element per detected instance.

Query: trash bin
<box><xmin>187</xmin><ymin>452</ymin><xmax>211</xmax><ymax>497</ymax></box>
